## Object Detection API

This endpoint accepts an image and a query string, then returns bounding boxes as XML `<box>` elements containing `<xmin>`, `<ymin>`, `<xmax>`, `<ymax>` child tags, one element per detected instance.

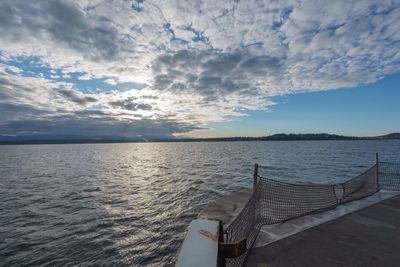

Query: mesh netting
<box><xmin>224</xmin><ymin>186</ymin><xmax>261</xmax><ymax>267</ymax></box>
<box><xmin>224</xmin><ymin>162</ymin><xmax>400</xmax><ymax>267</ymax></box>
<box><xmin>379</xmin><ymin>162</ymin><xmax>400</xmax><ymax>190</ymax></box>
<box><xmin>256</xmin><ymin>178</ymin><xmax>338</xmax><ymax>224</ymax></box>
<box><xmin>341</xmin><ymin>165</ymin><xmax>378</xmax><ymax>203</ymax></box>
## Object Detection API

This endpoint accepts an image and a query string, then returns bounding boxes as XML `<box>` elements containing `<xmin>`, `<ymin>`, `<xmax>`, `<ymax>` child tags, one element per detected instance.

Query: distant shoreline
<box><xmin>1</xmin><ymin>133</ymin><xmax>399</xmax><ymax>145</ymax></box>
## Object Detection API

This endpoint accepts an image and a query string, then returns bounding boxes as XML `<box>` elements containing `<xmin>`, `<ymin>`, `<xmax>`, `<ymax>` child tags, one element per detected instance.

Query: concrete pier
<box><xmin>198</xmin><ymin>188</ymin><xmax>252</xmax><ymax>225</ymax></box>
<box><xmin>246</xmin><ymin>194</ymin><xmax>400</xmax><ymax>267</ymax></box>
<box><xmin>199</xmin><ymin>189</ymin><xmax>400</xmax><ymax>266</ymax></box>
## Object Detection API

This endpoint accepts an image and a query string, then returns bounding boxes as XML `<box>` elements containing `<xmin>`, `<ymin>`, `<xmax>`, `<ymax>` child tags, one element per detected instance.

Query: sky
<box><xmin>0</xmin><ymin>0</ymin><xmax>399</xmax><ymax>140</ymax></box>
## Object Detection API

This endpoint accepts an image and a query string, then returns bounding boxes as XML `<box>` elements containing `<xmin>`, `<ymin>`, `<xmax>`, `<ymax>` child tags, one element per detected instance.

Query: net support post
<box><xmin>375</xmin><ymin>153</ymin><xmax>380</xmax><ymax>191</ymax></box>
<box><xmin>253</xmin><ymin>164</ymin><xmax>259</xmax><ymax>191</ymax></box>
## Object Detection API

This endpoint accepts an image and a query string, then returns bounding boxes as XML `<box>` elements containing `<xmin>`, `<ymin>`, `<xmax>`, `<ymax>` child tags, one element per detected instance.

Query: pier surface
<box><xmin>199</xmin><ymin>190</ymin><xmax>400</xmax><ymax>266</ymax></box>
<box><xmin>198</xmin><ymin>188</ymin><xmax>252</xmax><ymax>225</ymax></box>
<box><xmin>246</xmin><ymin>194</ymin><xmax>400</xmax><ymax>267</ymax></box>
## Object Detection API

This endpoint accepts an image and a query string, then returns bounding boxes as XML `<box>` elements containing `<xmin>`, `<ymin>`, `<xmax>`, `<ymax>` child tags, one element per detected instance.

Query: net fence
<box><xmin>379</xmin><ymin>162</ymin><xmax>400</xmax><ymax>190</ymax></box>
<box><xmin>341</xmin><ymin>165</ymin><xmax>378</xmax><ymax>203</ymax></box>
<box><xmin>224</xmin><ymin>162</ymin><xmax>400</xmax><ymax>267</ymax></box>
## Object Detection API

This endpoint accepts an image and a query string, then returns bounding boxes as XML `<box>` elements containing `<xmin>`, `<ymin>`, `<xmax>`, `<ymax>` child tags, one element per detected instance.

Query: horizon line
<box><xmin>1</xmin><ymin>132</ymin><xmax>399</xmax><ymax>145</ymax></box>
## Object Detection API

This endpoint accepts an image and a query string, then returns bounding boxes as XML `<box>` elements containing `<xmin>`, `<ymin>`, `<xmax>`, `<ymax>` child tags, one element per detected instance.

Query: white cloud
<box><xmin>0</xmin><ymin>0</ymin><xmax>399</xmax><ymax>138</ymax></box>
<box><xmin>78</xmin><ymin>73</ymin><xmax>94</xmax><ymax>80</ymax></box>
<box><xmin>104</xmin><ymin>78</ymin><xmax>118</xmax><ymax>85</ymax></box>
<box><xmin>1</xmin><ymin>65</ymin><xmax>23</xmax><ymax>75</ymax></box>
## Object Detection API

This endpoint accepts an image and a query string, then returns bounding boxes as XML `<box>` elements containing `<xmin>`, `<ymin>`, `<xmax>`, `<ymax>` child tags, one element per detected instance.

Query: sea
<box><xmin>1</xmin><ymin>140</ymin><xmax>400</xmax><ymax>266</ymax></box>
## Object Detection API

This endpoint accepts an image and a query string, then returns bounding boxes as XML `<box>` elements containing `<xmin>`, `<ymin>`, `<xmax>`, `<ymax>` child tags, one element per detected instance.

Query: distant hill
<box><xmin>378</xmin><ymin>133</ymin><xmax>400</xmax><ymax>139</ymax></box>
<box><xmin>168</xmin><ymin>132</ymin><xmax>400</xmax><ymax>142</ymax></box>
<box><xmin>0</xmin><ymin>132</ymin><xmax>399</xmax><ymax>145</ymax></box>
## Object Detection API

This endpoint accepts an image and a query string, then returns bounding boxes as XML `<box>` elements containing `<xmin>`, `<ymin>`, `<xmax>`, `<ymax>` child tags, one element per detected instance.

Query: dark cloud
<box><xmin>0</xmin><ymin>103</ymin><xmax>47</xmax><ymax>121</ymax></box>
<box><xmin>109</xmin><ymin>98</ymin><xmax>152</xmax><ymax>111</ymax></box>
<box><xmin>0</xmin><ymin>117</ymin><xmax>201</xmax><ymax>140</ymax></box>
<box><xmin>0</xmin><ymin>73</ymin><xmax>98</xmax><ymax>110</ymax></box>
<box><xmin>0</xmin><ymin>75</ymin><xmax>36</xmax><ymax>96</ymax></box>
<box><xmin>239</xmin><ymin>56</ymin><xmax>284</xmax><ymax>76</ymax></box>
<box><xmin>0</xmin><ymin>0</ymin><xmax>127</xmax><ymax>61</ymax></box>
<box><xmin>141</xmin><ymin>95</ymin><xmax>159</xmax><ymax>99</ymax></box>
<box><xmin>201</xmin><ymin>53</ymin><xmax>242</xmax><ymax>75</ymax></box>
<box><xmin>151</xmin><ymin>49</ymin><xmax>284</xmax><ymax>97</ymax></box>
<box><xmin>58</xmin><ymin>89</ymin><xmax>98</xmax><ymax>105</ymax></box>
<box><xmin>74</xmin><ymin>109</ymin><xmax>108</xmax><ymax>116</ymax></box>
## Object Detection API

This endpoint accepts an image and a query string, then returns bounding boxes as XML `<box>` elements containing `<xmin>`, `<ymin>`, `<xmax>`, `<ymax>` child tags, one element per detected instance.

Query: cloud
<box><xmin>104</xmin><ymin>78</ymin><xmax>118</xmax><ymax>85</ymax></box>
<box><xmin>0</xmin><ymin>1</ymin><xmax>128</xmax><ymax>62</ymax></box>
<box><xmin>0</xmin><ymin>71</ymin><xmax>200</xmax><ymax>139</ymax></box>
<box><xmin>151</xmin><ymin>49</ymin><xmax>283</xmax><ymax>98</ymax></box>
<box><xmin>57</xmin><ymin>89</ymin><xmax>98</xmax><ymax>105</ymax></box>
<box><xmin>0</xmin><ymin>117</ymin><xmax>201</xmax><ymax>140</ymax></box>
<box><xmin>109</xmin><ymin>98</ymin><xmax>153</xmax><ymax>111</ymax></box>
<box><xmin>0</xmin><ymin>0</ymin><xmax>400</xmax><ymax>138</ymax></box>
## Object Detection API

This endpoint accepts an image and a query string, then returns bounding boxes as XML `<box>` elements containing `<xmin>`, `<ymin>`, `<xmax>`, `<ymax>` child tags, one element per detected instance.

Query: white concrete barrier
<box><xmin>176</xmin><ymin>219</ymin><xmax>220</xmax><ymax>267</ymax></box>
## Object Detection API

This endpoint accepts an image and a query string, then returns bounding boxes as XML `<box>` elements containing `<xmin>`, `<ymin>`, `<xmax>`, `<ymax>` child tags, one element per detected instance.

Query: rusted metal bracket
<box><xmin>218</xmin><ymin>238</ymin><xmax>247</xmax><ymax>259</ymax></box>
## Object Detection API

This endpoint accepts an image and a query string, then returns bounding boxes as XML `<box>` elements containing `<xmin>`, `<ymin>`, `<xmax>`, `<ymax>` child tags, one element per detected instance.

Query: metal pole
<box><xmin>375</xmin><ymin>153</ymin><xmax>380</xmax><ymax>191</ymax></box>
<box><xmin>253</xmin><ymin>164</ymin><xmax>259</xmax><ymax>191</ymax></box>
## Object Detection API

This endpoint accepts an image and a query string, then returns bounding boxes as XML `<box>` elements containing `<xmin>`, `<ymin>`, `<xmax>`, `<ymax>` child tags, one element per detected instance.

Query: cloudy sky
<box><xmin>0</xmin><ymin>0</ymin><xmax>400</xmax><ymax>140</ymax></box>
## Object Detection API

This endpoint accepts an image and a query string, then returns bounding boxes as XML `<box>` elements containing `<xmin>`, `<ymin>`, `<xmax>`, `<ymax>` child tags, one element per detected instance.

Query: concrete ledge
<box><xmin>176</xmin><ymin>219</ymin><xmax>220</xmax><ymax>267</ymax></box>
<box><xmin>198</xmin><ymin>188</ymin><xmax>252</xmax><ymax>226</ymax></box>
